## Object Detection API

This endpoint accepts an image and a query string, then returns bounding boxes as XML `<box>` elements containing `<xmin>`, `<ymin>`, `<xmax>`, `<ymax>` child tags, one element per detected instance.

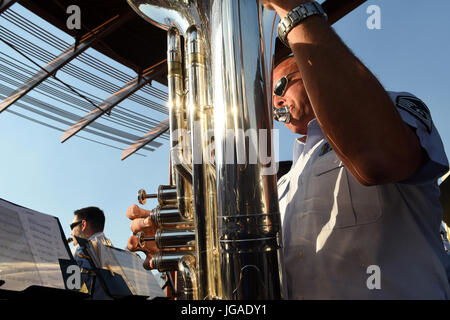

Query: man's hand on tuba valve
<box><xmin>126</xmin><ymin>204</ymin><xmax>159</xmax><ymax>270</ymax></box>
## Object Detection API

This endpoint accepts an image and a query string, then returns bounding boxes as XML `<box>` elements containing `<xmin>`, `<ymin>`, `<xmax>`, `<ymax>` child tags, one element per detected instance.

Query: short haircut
<box><xmin>74</xmin><ymin>206</ymin><xmax>105</xmax><ymax>233</ymax></box>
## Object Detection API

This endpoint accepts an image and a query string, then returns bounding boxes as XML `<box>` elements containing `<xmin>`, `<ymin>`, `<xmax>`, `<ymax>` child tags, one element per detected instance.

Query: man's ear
<box><xmin>81</xmin><ymin>220</ymin><xmax>87</xmax><ymax>232</ymax></box>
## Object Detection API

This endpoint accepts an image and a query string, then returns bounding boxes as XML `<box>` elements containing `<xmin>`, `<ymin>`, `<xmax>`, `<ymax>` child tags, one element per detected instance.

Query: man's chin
<box><xmin>286</xmin><ymin>122</ymin><xmax>307</xmax><ymax>135</ymax></box>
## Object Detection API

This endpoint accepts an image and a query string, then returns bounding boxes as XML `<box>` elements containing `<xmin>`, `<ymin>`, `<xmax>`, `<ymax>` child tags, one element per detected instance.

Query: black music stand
<box><xmin>0</xmin><ymin>285</ymin><xmax>89</xmax><ymax>300</ymax></box>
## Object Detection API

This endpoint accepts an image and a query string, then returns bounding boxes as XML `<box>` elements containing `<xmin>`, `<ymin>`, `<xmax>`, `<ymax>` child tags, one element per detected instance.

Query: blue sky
<box><xmin>0</xmin><ymin>0</ymin><xmax>449</xmax><ymax>252</ymax></box>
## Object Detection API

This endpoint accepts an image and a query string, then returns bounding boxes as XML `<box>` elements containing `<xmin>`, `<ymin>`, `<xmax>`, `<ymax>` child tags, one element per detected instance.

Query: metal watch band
<box><xmin>277</xmin><ymin>1</ymin><xmax>328</xmax><ymax>47</ymax></box>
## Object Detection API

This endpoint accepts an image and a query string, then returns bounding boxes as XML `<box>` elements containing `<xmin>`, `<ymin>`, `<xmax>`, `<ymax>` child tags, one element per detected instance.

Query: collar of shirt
<box><xmin>292</xmin><ymin>119</ymin><xmax>324</xmax><ymax>164</ymax></box>
<box><xmin>89</xmin><ymin>232</ymin><xmax>105</xmax><ymax>241</ymax></box>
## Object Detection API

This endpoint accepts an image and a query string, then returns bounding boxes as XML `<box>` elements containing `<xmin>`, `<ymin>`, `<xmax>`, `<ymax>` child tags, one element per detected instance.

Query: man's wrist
<box><xmin>277</xmin><ymin>1</ymin><xmax>328</xmax><ymax>46</ymax></box>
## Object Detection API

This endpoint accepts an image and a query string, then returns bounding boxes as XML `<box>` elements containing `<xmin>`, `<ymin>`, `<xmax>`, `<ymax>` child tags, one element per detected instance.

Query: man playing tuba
<box><xmin>127</xmin><ymin>0</ymin><xmax>450</xmax><ymax>299</ymax></box>
<box><xmin>267</xmin><ymin>0</ymin><xmax>450</xmax><ymax>299</ymax></box>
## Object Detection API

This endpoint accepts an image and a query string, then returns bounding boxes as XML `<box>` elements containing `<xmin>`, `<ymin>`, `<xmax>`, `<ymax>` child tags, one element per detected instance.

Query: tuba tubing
<box><xmin>128</xmin><ymin>0</ymin><xmax>285</xmax><ymax>300</ymax></box>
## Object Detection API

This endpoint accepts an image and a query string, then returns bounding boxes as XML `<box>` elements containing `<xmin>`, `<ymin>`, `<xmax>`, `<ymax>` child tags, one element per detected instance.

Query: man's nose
<box><xmin>273</xmin><ymin>96</ymin><xmax>286</xmax><ymax>108</ymax></box>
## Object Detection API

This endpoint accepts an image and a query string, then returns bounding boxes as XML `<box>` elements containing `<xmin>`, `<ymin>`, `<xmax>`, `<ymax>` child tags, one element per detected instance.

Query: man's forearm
<box><xmin>282</xmin><ymin>11</ymin><xmax>422</xmax><ymax>184</ymax></box>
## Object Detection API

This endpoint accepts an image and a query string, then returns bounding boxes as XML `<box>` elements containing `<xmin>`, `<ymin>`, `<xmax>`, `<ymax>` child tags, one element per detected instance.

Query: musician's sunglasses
<box><xmin>70</xmin><ymin>220</ymin><xmax>83</xmax><ymax>230</ymax></box>
<box><xmin>273</xmin><ymin>71</ymin><xmax>299</xmax><ymax>97</ymax></box>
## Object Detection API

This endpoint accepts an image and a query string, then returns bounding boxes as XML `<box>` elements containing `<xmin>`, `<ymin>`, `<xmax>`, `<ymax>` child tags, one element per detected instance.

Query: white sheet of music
<box><xmin>0</xmin><ymin>199</ymin><xmax>70</xmax><ymax>291</ymax></box>
<box><xmin>94</xmin><ymin>242</ymin><xmax>165</xmax><ymax>298</ymax></box>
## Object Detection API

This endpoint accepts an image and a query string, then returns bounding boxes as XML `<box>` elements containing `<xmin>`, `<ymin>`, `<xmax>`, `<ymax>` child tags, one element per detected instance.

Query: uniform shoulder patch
<box><xmin>396</xmin><ymin>95</ymin><xmax>432</xmax><ymax>133</ymax></box>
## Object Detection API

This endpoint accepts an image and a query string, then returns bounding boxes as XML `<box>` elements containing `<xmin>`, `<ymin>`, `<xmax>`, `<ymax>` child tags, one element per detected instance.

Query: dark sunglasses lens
<box><xmin>274</xmin><ymin>77</ymin><xmax>288</xmax><ymax>96</ymax></box>
<box><xmin>70</xmin><ymin>221</ymin><xmax>81</xmax><ymax>230</ymax></box>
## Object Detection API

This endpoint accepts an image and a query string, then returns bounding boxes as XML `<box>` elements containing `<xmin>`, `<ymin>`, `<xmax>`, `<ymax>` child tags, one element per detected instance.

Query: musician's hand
<box><xmin>259</xmin><ymin>0</ymin><xmax>308</xmax><ymax>17</ymax></box>
<box><xmin>126</xmin><ymin>204</ymin><xmax>159</xmax><ymax>270</ymax></box>
<box><xmin>126</xmin><ymin>203</ymin><xmax>151</xmax><ymax>220</ymax></box>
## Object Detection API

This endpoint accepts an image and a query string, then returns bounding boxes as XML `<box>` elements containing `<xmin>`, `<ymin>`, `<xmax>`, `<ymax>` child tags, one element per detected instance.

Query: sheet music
<box><xmin>0</xmin><ymin>199</ymin><xmax>70</xmax><ymax>291</ymax></box>
<box><xmin>0</xmin><ymin>205</ymin><xmax>42</xmax><ymax>290</ymax></box>
<box><xmin>110</xmin><ymin>248</ymin><xmax>165</xmax><ymax>298</ymax></box>
<box><xmin>93</xmin><ymin>242</ymin><xmax>165</xmax><ymax>298</ymax></box>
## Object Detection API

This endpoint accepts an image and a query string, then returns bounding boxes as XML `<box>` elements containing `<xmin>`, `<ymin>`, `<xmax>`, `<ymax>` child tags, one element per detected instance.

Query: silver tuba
<box><xmin>129</xmin><ymin>0</ymin><xmax>284</xmax><ymax>300</ymax></box>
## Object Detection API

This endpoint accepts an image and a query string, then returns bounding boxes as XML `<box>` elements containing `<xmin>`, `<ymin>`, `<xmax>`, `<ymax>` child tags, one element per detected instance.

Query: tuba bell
<box><xmin>128</xmin><ymin>0</ymin><xmax>285</xmax><ymax>300</ymax></box>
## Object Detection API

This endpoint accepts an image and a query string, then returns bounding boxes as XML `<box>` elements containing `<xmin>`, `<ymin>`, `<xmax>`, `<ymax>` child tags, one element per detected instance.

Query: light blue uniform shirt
<box><xmin>441</xmin><ymin>222</ymin><xmax>450</xmax><ymax>254</ymax></box>
<box><xmin>278</xmin><ymin>92</ymin><xmax>450</xmax><ymax>299</ymax></box>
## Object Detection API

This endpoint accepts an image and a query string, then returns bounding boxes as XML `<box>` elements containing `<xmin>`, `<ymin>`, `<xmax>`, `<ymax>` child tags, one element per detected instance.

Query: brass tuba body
<box><xmin>129</xmin><ymin>0</ymin><xmax>285</xmax><ymax>300</ymax></box>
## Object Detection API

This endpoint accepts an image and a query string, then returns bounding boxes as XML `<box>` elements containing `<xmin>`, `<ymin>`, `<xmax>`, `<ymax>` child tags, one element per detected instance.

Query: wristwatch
<box><xmin>277</xmin><ymin>1</ymin><xmax>328</xmax><ymax>47</ymax></box>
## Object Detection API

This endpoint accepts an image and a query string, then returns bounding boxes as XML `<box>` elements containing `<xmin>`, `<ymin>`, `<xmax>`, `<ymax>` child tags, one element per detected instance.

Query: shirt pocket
<box><xmin>305</xmin><ymin>151</ymin><xmax>382</xmax><ymax>229</ymax></box>
<box><xmin>345</xmin><ymin>171</ymin><xmax>383</xmax><ymax>225</ymax></box>
<box><xmin>305</xmin><ymin>152</ymin><xmax>356</xmax><ymax>229</ymax></box>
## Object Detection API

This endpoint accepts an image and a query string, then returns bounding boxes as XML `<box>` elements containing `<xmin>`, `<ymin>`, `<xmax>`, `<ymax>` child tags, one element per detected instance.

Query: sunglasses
<box><xmin>70</xmin><ymin>220</ymin><xmax>82</xmax><ymax>230</ymax></box>
<box><xmin>273</xmin><ymin>71</ymin><xmax>299</xmax><ymax>97</ymax></box>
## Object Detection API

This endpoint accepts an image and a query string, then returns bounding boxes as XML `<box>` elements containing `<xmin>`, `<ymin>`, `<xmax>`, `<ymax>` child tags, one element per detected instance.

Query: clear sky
<box><xmin>0</xmin><ymin>0</ymin><xmax>449</xmax><ymax>254</ymax></box>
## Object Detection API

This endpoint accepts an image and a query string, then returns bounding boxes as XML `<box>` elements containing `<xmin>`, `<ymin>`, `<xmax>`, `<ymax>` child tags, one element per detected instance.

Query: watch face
<box><xmin>277</xmin><ymin>2</ymin><xmax>326</xmax><ymax>46</ymax></box>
